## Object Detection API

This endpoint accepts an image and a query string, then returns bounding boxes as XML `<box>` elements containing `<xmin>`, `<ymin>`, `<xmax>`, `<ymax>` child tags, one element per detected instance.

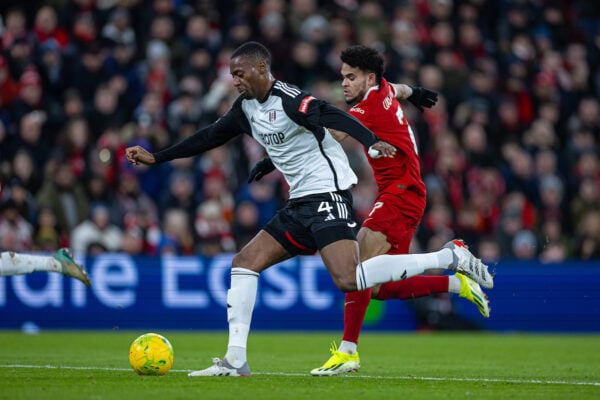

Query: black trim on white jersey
<box><xmin>316</xmin><ymin>136</ymin><xmax>341</xmax><ymax>191</ymax></box>
<box><xmin>274</xmin><ymin>81</ymin><xmax>301</xmax><ymax>97</ymax></box>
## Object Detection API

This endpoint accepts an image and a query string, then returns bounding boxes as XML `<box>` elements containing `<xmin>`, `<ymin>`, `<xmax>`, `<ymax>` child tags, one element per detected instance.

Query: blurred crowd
<box><xmin>0</xmin><ymin>0</ymin><xmax>598</xmax><ymax>262</ymax></box>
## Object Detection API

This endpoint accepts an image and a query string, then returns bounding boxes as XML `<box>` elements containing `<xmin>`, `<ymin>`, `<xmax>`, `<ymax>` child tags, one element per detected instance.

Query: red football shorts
<box><xmin>361</xmin><ymin>187</ymin><xmax>426</xmax><ymax>255</ymax></box>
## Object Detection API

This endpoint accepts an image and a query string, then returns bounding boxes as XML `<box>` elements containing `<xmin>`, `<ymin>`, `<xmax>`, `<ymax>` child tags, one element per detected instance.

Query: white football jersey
<box><xmin>239</xmin><ymin>81</ymin><xmax>356</xmax><ymax>198</ymax></box>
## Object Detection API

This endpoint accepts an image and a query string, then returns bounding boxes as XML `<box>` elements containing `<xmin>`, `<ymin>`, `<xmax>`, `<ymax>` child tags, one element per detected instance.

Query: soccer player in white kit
<box><xmin>126</xmin><ymin>41</ymin><xmax>493</xmax><ymax>376</ymax></box>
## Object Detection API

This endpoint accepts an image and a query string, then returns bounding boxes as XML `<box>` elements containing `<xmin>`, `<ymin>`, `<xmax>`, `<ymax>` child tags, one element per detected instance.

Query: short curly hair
<box><xmin>340</xmin><ymin>45</ymin><xmax>384</xmax><ymax>84</ymax></box>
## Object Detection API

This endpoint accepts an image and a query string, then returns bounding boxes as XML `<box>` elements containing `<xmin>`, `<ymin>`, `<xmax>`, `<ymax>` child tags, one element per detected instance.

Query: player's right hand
<box><xmin>248</xmin><ymin>157</ymin><xmax>275</xmax><ymax>182</ymax></box>
<box><xmin>126</xmin><ymin>145</ymin><xmax>156</xmax><ymax>166</ymax></box>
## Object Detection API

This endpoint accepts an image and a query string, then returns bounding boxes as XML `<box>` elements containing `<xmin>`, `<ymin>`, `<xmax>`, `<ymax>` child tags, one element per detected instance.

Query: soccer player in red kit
<box><xmin>308</xmin><ymin>45</ymin><xmax>490</xmax><ymax>376</ymax></box>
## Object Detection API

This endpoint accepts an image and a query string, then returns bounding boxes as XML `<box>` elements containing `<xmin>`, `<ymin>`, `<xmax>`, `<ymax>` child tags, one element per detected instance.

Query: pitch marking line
<box><xmin>2</xmin><ymin>364</ymin><xmax>599</xmax><ymax>387</ymax></box>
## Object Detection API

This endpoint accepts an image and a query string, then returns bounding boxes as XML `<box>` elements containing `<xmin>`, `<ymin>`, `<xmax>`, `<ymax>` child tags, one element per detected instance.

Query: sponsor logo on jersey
<box><xmin>383</xmin><ymin>94</ymin><xmax>393</xmax><ymax>110</ymax></box>
<box><xmin>298</xmin><ymin>96</ymin><xmax>315</xmax><ymax>114</ymax></box>
<box><xmin>258</xmin><ymin>131</ymin><xmax>286</xmax><ymax>145</ymax></box>
<box><xmin>349</xmin><ymin>106</ymin><xmax>365</xmax><ymax>114</ymax></box>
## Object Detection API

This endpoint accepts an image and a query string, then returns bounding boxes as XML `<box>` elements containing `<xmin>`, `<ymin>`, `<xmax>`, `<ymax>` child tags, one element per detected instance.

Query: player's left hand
<box><xmin>248</xmin><ymin>157</ymin><xmax>276</xmax><ymax>182</ymax></box>
<box><xmin>407</xmin><ymin>86</ymin><xmax>438</xmax><ymax>112</ymax></box>
<box><xmin>369</xmin><ymin>141</ymin><xmax>396</xmax><ymax>158</ymax></box>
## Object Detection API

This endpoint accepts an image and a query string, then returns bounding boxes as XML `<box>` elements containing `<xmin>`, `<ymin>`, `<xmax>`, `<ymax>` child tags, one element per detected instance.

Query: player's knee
<box><xmin>231</xmin><ymin>252</ymin><xmax>250</xmax><ymax>269</ymax></box>
<box><xmin>231</xmin><ymin>251</ymin><xmax>265</xmax><ymax>274</ymax></box>
<box><xmin>331</xmin><ymin>274</ymin><xmax>358</xmax><ymax>293</ymax></box>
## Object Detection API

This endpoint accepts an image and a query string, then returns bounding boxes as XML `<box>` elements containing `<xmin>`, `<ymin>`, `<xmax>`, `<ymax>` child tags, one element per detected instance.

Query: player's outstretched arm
<box><xmin>391</xmin><ymin>83</ymin><xmax>438</xmax><ymax>112</ymax></box>
<box><xmin>318</xmin><ymin>104</ymin><xmax>396</xmax><ymax>158</ymax></box>
<box><xmin>328</xmin><ymin>128</ymin><xmax>349</xmax><ymax>142</ymax></box>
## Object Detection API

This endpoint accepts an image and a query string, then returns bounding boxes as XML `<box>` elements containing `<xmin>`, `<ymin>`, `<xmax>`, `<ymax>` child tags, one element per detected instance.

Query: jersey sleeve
<box><xmin>285</xmin><ymin>94</ymin><xmax>379</xmax><ymax>148</ymax></box>
<box><xmin>153</xmin><ymin>97</ymin><xmax>249</xmax><ymax>163</ymax></box>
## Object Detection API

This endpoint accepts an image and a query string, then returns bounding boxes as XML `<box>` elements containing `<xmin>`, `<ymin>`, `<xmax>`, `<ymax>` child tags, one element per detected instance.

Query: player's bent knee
<box><xmin>231</xmin><ymin>250</ymin><xmax>270</xmax><ymax>273</ymax></box>
<box><xmin>332</xmin><ymin>275</ymin><xmax>358</xmax><ymax>293</ymax></box>
<box><xmin>231</xmin><ymin>252</ymin><xmax>255</xmax><ymax>270</ymax></box>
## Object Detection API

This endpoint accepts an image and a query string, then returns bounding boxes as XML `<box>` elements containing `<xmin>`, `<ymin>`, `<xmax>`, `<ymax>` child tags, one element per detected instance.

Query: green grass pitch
<box><xmin>1</xmin><ymin>331</ymin><xmax>599</xmax><ymax>399</ymax></box>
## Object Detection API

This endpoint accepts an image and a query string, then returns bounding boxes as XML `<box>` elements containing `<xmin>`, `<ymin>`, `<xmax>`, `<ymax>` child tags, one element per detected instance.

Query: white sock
<box><xmin>0</xmin><ymin>252</ymin><xmax>61</xmax><ymax>276</ymax></box>
<box><xmin>448</xmin><ymin>275</ymin><xmax>461</xmax><ymax>294</ymax></box>
<box><xmin>225</xmin><ymin>267</ymin><xmax>259</xmax><ymax>368</ymax></box>
<box><xmin>338</xmin><ymin>340</ymin><xmax>357</xmax><ymax>355</ymax></box>
<box><xmin>356</xmin><ymin>250</ymin><xmax>452</xmax><ymax>290</ymax></box>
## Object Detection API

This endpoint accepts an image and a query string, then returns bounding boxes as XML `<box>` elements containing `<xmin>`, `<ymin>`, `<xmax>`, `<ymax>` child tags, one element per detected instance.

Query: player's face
<box><xmin>230</xmin><ymin>56</ymin><xmax>263</xmax><ymax>99</ymax></box>
<box><xmin>341</xmin><ymin>63</ymin><xmax>373</xmax><ymax>105</ymax></box>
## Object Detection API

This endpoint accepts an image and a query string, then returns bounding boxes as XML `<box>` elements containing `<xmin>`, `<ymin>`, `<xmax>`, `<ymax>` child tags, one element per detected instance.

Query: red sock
<box><xmin>341</xmin><ymin>289</ymin><xmax>372</xmax><ymax>344</ymax></box>
<box><xmin>376</xmin><ymin>276</ymin><xmax>449</xmax><ymax>300</ymax></box>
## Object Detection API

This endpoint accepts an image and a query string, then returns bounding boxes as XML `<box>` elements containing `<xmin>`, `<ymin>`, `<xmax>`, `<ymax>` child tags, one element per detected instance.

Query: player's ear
<box><xmin>367</xmin><ymin>72</ymin><xmax>377</xmax><ymax>86</ymax></box>
<box><xmin>258</xmin><ymin>60</ymin><xmax>268</xmax><ymax>74</ymax></box>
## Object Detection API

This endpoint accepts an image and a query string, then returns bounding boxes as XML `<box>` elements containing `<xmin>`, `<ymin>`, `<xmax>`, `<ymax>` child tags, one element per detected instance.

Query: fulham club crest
<box><xmin>268</xmin><ymin>110</ymin><xmax>277</xmax><ymax>122</ymax></box>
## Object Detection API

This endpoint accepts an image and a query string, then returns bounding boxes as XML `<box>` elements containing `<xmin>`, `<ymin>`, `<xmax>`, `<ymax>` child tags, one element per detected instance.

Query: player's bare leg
<box><xmin>189</xmin><ymin>230</ymin><xmax>291</xmax><ymax>377</ymax></box>
<box><xmin>319</xmin><ymin>239</ymin><xmax>361</xmax><ymax>292</ymax></box>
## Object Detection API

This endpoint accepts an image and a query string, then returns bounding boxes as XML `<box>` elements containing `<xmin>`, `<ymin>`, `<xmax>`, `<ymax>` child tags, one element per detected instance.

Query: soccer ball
<box><xmin>128</xmin><ymin>333</ymin><xmax>174</xmax><ymax>375</ymax></box>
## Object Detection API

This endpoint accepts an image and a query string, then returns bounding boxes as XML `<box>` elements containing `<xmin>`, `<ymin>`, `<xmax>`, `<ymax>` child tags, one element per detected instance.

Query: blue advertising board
<box><xmin>0</xmin><ymin>254</ymin><xmax>599</xmax><ymax>332</ymax></box>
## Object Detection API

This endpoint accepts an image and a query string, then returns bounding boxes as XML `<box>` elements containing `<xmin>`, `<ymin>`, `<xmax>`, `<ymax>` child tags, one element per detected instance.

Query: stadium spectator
<box><xmin>1</xmin><ymin>176</ymin><xmax>37</xmax><ymax>223</ymax></box>
<box><xmin>70</xmin><ymin>10</ymin><xmax>98</xmax><ymax>53</ymax></box>
<box><xmin>1</xmin><ymin>7</ymin><xmax>29</xmax><ymax>51</ymax></box>
<box><xmin>231</xmin><ymin>200</ymin><xmax>261</xmax><ymax>250</ymax></box>
<box><xmin>87</xmin><ymin>84</ymin><xmax>128</xmax><ymax>139</ymax></box>
<box><xmin>255</xmin><ymin>12</ymin><xmax>289</xmax><ymax>79</ymax></box>
<box><xmin>101</xmin><ymin>7</ymin><xmax>136</xmax><ymax>49</ymax></box>
<box><xmin>0</xmin><ymin>55</ymin><xmax>20</xmax><ymax>109</ymax></box>
<box><xmin>72</xmin><ymin>41</ymin><xmax>112</xmax><ymax>104</ymax></box>
<box><xmin>157</xmin><ymin>207</ymin><xmax>195</xmax><ymax>255</ymax></box>
<box><xmin>70</xmin><ymin>202</ymin><xmax>123</xmax><ymax>254</ymax></box>
<box><xmin>159</xmin><ymin>169</ymin><xmax>199</xmax><ymax>221</ymax></box>
<box><xmin>476</xmin><ymin>237</ymin><xmax>501</xmax><ymax>265</ymax></box>
<box><xmin>60</xmin><ymin>117</ymin><xmax>92</xmax><ymax>178</ymax></box>
<box><xmin>38</xmin><ymin>46</ymin><xmax>77</xmax><ymax>133</ymax></box>
<box><xmin>32</xmin><ymin>206</ymin><xmax>62</xmax><ymax>251</ymax></box>
<box><xmin>194</xmin><ymin>199</ymin><xmax>235</xmax><ymax>255</ymax></box>
<box><xmin>512</xmin><ymin>229</ymin><xmax>538</xmax><ymax>260</ymax></box>
<box><xmin>0</xmin><ymin>199</ymin><xmax>33</xmax><ymax>251</ymax></box>
<box><xmin>113</xmin><ymin>169</ymin><xmax>160</xmax><ymax>230</ymax></box>
<box><xmin>11</xmin><ymin>66</ymin><xmax>46</xmax><ymax>123</ymax></box>
<box><xmin>573</xmin><ymin>210</ymin><xmax>600</xmax><ymax>260</ymax></box>
<box><xmin>10</xmin><ymin>149</ymin><xmax>42</xmax><ymax>198</ymax></box>
<box><xmin>36</xmin><ymin>161</ymin><xmax>89</xmax><ymax>235</ymax></box>
<box><xmin>32</xmin><ymin>5</ymin><xmax>69</xmax><ymax>50</ymax></box>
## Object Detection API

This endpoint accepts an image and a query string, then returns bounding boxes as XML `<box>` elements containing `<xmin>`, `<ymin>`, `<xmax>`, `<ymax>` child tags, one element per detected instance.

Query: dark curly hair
<box><xmin>231</xmin><ymin>41</ymin><xmax>272</xmax><ymax>67</ymax></box>
<box><xmin>340</xmin><ymin>45</ymin><xmax>384</xmax><ymax>84</ymax></box>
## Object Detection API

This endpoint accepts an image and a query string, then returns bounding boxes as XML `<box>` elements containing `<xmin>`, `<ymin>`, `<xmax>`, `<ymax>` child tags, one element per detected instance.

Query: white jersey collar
<box><xmin>362</xmin><ymin>84</ymin><xmax>380</xmax><ymax>101</ymax></box>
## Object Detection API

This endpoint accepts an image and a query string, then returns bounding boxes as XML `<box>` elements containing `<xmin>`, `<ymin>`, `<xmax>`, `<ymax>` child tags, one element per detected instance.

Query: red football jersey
<box><xmin>348</xmin><ymin>78</ymin><xmax>426</xmax><ymax>197</ymax></box>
